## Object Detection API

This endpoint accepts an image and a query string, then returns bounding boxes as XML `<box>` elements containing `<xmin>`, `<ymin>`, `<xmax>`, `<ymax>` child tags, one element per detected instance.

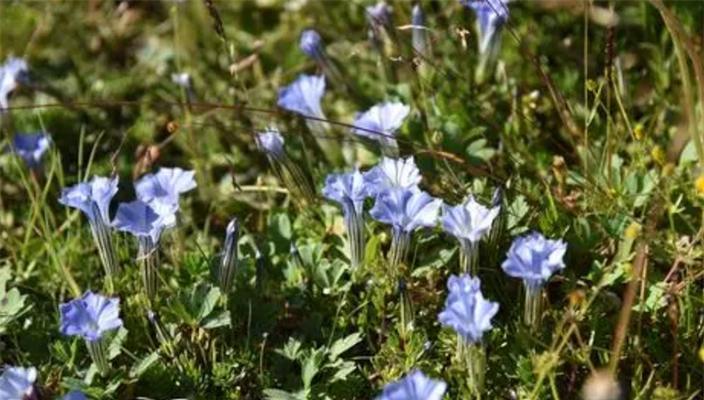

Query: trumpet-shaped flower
<box><xmin>376</xmin><ymin>369</ymin><xmax>447</xmax><ymax>400</ymax></box>
<box><xmin>0</xmin><ymin>57</ymin><xmax>29</xmax><ymax>111</ymax></box>
<box><xmin>300</xmin><ymin>29</ymin><xmax>324</xmax><ymax>59</ymax></box>
<box><xmin>8</xmin><ymin>132</ymin><xmax>51</xmax><ymax>168</ymax></box>
<box><xmin>322</xmin><ymin>170</ymin><xmax>371</xmax><ymax>215</ymax></box>
<box><xmin>438</xmin><ymin>274</ymin><xmax>499</xmax><ymax>343</ymax></box>
<box><xmin>59</xmin><ymin>176</ymin><xmax>119</xmax><ymax>225</ymax></box>
<box><xmin>113</xmin><ymin>200</ymin><xmax>174</xmax><ymax>244</ymax></box>
<box><xmin>256</xmin><ymin>128</ymin><xmax>285</xmax><ymax>159</ymax></box>
<box><xmin>0</xmin><ymin>366</ymin><xmax>36</xmax><ymax>400</ymax></box>
<box><xmin>442</xmin><ymin>195</ymin><xmax>499</xmax><ymax>244</ymax></box>
<box><xmin>363</xmin><ymin>156</ymin><xmax>421</xmax><ymax>195</ymax></box>
<box><xmin>370</xmin><ymin>188</ymin><xmax>441</xmax><ymax>233</ymax></box>
<box><xmin>411</xmin><ymin>4</ymin><xmax>428</xmax><ymax>56</ymax></box>
<box><xmin>460</xmin><ymin>0</ymin><xmax>509</xmax><ymax>54</ymax></box>
<box><xmin>135</xmin><ymin>167</ymin><xmax>196</xmax><ymax>213</ymax></box>
<box><xmin>366</xmin><ymin>2</ymin><xmax>392</xmax><ymax>29</ymax></box>
<box><xmin>277</xmin><ymin>74</ymin><xmax>326</xmax><ymax>119</ymax></box>
<box><xmin>59</xmin><ymin>291</ymin><xmax>123</xmax><ymax>342</ymax></box>
<box><xmin>352</xmin><ymin>102</ymin><xmax>409</xmax><ymax>147</ymax></box>
<box><xmin>501</xmin><ymin>231</ymin><xmax>567</xmax><ymax>291</ymax></box>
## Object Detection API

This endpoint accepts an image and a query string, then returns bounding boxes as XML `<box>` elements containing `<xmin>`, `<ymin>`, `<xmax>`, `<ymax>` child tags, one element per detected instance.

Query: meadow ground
<box><xmin>1</xmin><ymin>0</ymin><xmax>703</xmax><ymax>399</ymax></box>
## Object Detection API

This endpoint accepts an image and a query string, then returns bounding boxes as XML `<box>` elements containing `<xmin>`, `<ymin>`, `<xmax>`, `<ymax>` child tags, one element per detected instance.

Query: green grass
<box><xmin>1</xmin><ymin>0</ymin><xmax>703</xmax><ymax>399</ymax></box>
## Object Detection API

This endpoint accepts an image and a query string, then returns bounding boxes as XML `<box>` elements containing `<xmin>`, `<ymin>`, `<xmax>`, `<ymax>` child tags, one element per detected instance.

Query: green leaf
<box><xmin>301</xmin><ymin>348</ymin><xmax>325</xmax><ymax>389</ymax></box>
<box><xmin>202</xmin><ymin>311</ymin><xmax>231</xmax><ymax>329</ymax></box>
<box><xmin>197</xmin><ymin>286</ymin><xmax>222</xmax><ymax>321</ymax></box>
<box><xmin>263</xmin><ymin>389</ymin><xmax>302</xmax><ymax>400</ymax></box>
<box><xmin>276</xmin><ymin>337</ymin><xmax>303</xmax><ymax>361</ymax></box>
<box><xmin>328</xmin><ymin>332</ymin><xmax>362</xmax><ymax>361</ymax></box>
<box><xmin>129</xmin><ymin>352</ymin><xmax>160</xmax><ymax>378</ymax></box>
<box><xmin>108</xmin><ymin>327</ymin><xmax>128</xmax><ymax>360</ymax></box>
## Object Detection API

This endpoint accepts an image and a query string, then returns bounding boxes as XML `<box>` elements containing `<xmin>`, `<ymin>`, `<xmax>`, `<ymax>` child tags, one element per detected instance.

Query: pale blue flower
<box><xmin>438</xmin><ymin>274</ymin><xmax>499</xmax><ymax>343</ymax></box>
<box><xmin>376</xmin><ymin>369</ymin><xmax>447</xmax><ymax>400</ymax></box>
<box><xmin>366</xmin><ymin>2</ymin><xmax>392</xmax><ymax>29</ymax></box>
<box><xmin>352</xmin><ymin>102</ymin><xmax>410</xmax><ymax>146</ymax></box>
<box><xmin>8</xmin><ymin>132</ymin><xmax>51</xmax><ymax>168</ymax></box>
<box><xmin>412</xmin><ymin>4</ymin><xmax>428</xmax><ymax>56</ymax></box>
<box><xmin>442</xmin><ymin>195</ymin><xmax>500</xmax><ymax>244</ymax></box>
<box><xmin>112</xmin><ymin>200</ymin><xmax>174</xmax><ymax>244</ymax></box>
<box><xmin>135</xmin><ymin>167</ymin><xmax>196</xmax><ymax>214</ymax></box>
<box><xmin>0</xmin><ymin>57</ymin><xmax>29</xmax><ymax>111</ymax></box>
<box><xmin>63</xmin><ymin>391</ymin><xmax>87</xmax><ymax>400</ymax></box>
<box><xmin>501</xmin><ymin>231</ymin><xmax>567</xmax><ymax>291</ymax></box>
<box><xmin>370</xmin><ymin>188</ymin><xmax>441</xmax><ymax>233</ymax></box>
<box><xmin>256</xmin><ymin>128</ymin><xmax>285</xmax><ymax>159</ymax></box>
<box><xmin>218</xmin><ymin>217</ymin><xmax>240</xmax><ymax>293</ymax></box>
<box><xmin>277</xmin><ymin>74</ymin><xmax>326</xmax><ymax>119</ymax></box>
<box><xmin>322</xmin><ymin>169</ymin><xmax>371</xmax><ymax>215</ymax></box>
<box><xmin>300</xmin><ymin>29</ymin><xmax>324</xmax><ymax>59</ymax></box>
<box><xmin>460</xmin><ymin>0</ymin><xmax>509</xmax><ymax>54</ymax></box>
<box><xmin>363</xmin><ymin>156</ymin><xmax>421</xmax><ymax>195</ymax></box>
<box><xmin>59</xmin><ymin>291</ymin><xmax>123</xmax><ymax>342</ymax></box>
<box><xmin>59</xmin><ymin>176</ymin><xmax>119</xmax><ymax>225</ymax></box>
<box><xmin>0</xmin><ymin>366</ymin><xmax>36</xmax><ymax>400</ymax></box>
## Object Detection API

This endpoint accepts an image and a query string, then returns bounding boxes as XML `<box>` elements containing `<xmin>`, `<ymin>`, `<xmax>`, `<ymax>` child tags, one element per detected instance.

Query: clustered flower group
<box><xmin>0</xmin><ymin>1</ymin><xmax>573</xmax><ymax>398</ymax></box>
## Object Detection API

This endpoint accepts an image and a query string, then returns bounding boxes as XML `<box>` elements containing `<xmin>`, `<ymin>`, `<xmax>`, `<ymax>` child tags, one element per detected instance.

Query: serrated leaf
<box><xmin>301</xmin><ymin>348</ymin><xmax>324</xmax><ymax>389</ymax></box>
<box><xmin>328</xmin><ymin>332</ymin><xmax>362</xmax><ymax>361</ymax></box>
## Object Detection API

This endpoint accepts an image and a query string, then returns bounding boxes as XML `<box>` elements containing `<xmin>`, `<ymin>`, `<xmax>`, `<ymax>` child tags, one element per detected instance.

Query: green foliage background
<box><xmin>1</xmin><ymin>0</ymin><xmax>703</xmax><ymax>399</ymax></box>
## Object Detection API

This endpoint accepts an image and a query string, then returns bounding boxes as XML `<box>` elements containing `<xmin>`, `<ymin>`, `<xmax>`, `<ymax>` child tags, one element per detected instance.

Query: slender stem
<box><xmin>524</xmin><ymin>284</ymin><xmax>542</xmax><ymax>329</ymax></box>
<box><xmin>388</xmin><ymin>228</ymin><xmax>411</xmax><ymax>277</ymax></box>
<box><xmin>89</xmin><ymin>216</ymin><xmax>119</xmax><ymax>289</ymax></box>
<box><xmin>86</xmin><ymin>338</ymin><xmax>110</xmax><ymax>376</ymax></box>
<box><xmin>343</xmin><ymin>203</ymin><xmax>365</xmax><ymax>269</ymax></box>
<box><xmin>138</xmin><ymin>237</ymin><xmax>159</xmax><ymax>302</ymax></box>
<box><xmin>459</xmin><ymin>239</ymin><xmax>479</xmax><ymax>274</ymax></box>
<box><xmin>462</xmin><ymin>340</ymin><xmax>486</xmax><ymax>398</ymax></box>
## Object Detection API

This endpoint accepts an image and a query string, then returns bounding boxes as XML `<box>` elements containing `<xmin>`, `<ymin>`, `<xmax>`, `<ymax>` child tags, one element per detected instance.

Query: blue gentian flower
<box><xmin>59</xmin><ymin>176</ymin><xmax>120</xmax><ymax>278</ymax></box>
<box><xmin>218</xmin><ymin>217</ymin><xmax>240</xmax><ymax>293</ymax></box>
<box><xmin>0</xmin><ymin>366</ymin><xmax>36</xmax><ymax>400</ymax></box>
<box><xmin>59</xmin><ymin>176</ymin><xmax>119</xmax><ymax>226</ymax></box>
<box><xmin>256</xmin><ymin>128</ymin><xmax>316</xmax><ymax>205</ymax></box>
<box><xmin>501</xmin><ymin>231</ymin><xmax>567</xmax><ymax>291</ymax></box>
<box><xmin>63</xmin><ymin>391</ymin><xmax>87</xmax><ymax>400</ymax></box>
<box><xmin>300</xmin><ymin>29</ymin><xmax>324</xmax><ymax>59</ymax></box>
<box><xmin>0</xmin><ymin>57</ymin><xmax>29</xmax><ymax>111</ymax></box>
<box><xmin>8</xmin><ymin>132</ymin><xmax>51</xmax><ymax>168</ymax></box>
<box><xmin>60</xmin><ymin>291</ymin><xmax>123</xmax><ymax>342</ymax></box>
<box><xmin>411</xmin><ymin>4</ymin><xmax>428</xmax><ymax>57</ymax></box>
<box><xmin>502</xmin><ymin>231</ymin><xmax>567</xmax><ymax>327</ymax></box>
<box><xmin>371</xmin><ymin>188</ymin><xmax>441</xmax><ymax>271</ymax></box>
<box><xmin>353</xmin><ymin>102</ymin><xmax>409</xmax><ymax>154</ymax></box>
<box><xmin>460</xmin><ymin>0</ymin><xmax>509</xmax><ymax>55</ymax></box>
<box><xmin>443</xmin><ymin>195</ymin><xmax>499</xmax><ymax>243</ymax></box>
<box><xmin>322</xmin><ymin>169</ymin><xmax>371</xmax><ymax>215</ymax></box>
<box><xmin>322</xmin><ymin>170</ymin><xmax>372</xmax><ymax>268</ymax></box>
<box><xmin>438</xmin><ymin>274</ymin><xmax>499</xmax><ymax>343</ymax></box>
<box><xmin>376</xmin><ymin>369</ymin><xmax>447</xmax><ymax>400</ymax></box>
<box><xmin>256</xmin><ymin>128</ymin><xmax>286</xmax><ymax>160</ymax></box>
<box><xmin>442</xmin><ymin>195</ymin><xmax>500</xmax><ymax>273</ymax></box>
<box><xmin>366</xmin><ymin>2</ymin><xmax>392</xmax><ymax>31</ymax></box>
<box><xmin>370</xmin><ymin>188</ymin><xmax>440</xmax><ymax>233</ymax></box>
<box><xmin>135</xmin><ymin>167</ymin><xmax>197</xmax><ymax>214</ymax></box>
<box><xmin>113</xmin><ymin>200</ymin><xmax>174</xmax><ymax>245</ymax></box>
<box><xmin>363</xmin><ymin>156</ymin><xmax>421</xmax><ymax>196</ymax></box>
<box><xmin>277</xmin><ymin>74</ymin><xmax>326</xmax><ymax>119</ymax></box>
